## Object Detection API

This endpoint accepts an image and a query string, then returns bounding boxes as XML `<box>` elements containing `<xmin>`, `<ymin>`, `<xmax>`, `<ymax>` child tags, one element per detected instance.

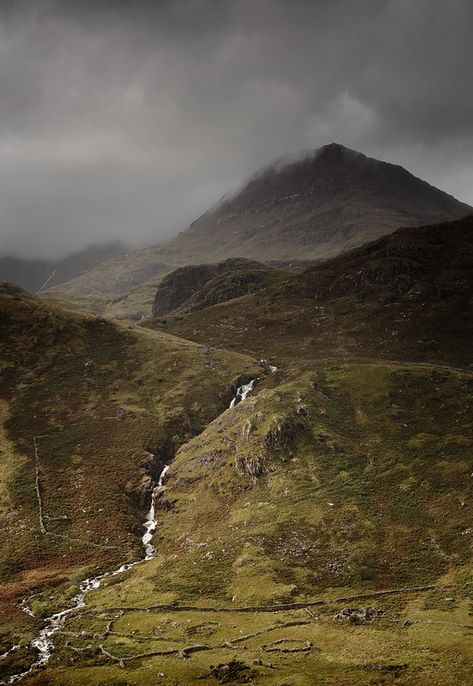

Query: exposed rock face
<box><xmin>234</xmin><ymin>453</ymin><xmax>266</xmax><ymax>480</ymax></box>
<box><xmin>126</xmin><ymin>445</ymin><xmax>173</xmax><ymax>512</ymax></box>
<box><xmin>179</xmin><ymin>267</ymin><xmax>288</xmax><ymax>313</ymax></box>
<box><xmin>203</xmin><ymin>660</ymin><xmax>255</xmax><ymax>684</ymax></box>
<box><xmin>264</xmin><ymin>416</ymin><xmax>300</xmax><ymax>450</ymax></box>
<box><xmin>152</xmin><ymin>257</ymin><xmax>269</xmax><ymax>316</ymax></box>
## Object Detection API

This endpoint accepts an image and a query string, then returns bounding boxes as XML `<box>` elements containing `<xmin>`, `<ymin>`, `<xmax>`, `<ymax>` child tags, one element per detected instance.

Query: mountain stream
<box><xmin>1</xmin><ymin>381</ymin><xmax>255</xmax><ymax>683</ymax></box>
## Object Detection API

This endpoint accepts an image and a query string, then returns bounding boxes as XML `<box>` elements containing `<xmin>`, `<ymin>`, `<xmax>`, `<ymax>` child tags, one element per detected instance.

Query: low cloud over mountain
<box><xmin>1</xmin><ymin>0</ymin><xmax>473</xmax><ymax>257</ymax></box>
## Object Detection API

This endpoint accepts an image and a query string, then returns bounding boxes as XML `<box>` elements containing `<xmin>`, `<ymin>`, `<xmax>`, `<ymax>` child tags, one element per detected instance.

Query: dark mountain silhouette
<box><xmin>152</xmin><ymin>257</ymin><xmax>288</xmax><ymax>316</ymax></box>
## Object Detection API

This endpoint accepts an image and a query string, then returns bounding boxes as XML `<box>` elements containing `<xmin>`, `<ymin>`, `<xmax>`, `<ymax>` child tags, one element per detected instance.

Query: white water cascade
<box><xmin>142</xmin><ymin>465</ymin><xmax>169</xmax><ymax>560</ymax></box>
<box><xmin>260</xmin><ymin>358</ymin><xmax>278</xmax><ymax>374</ymax></box>
<box><xmin>2</xmin><ymin>376</ymin><xmax>257</xmax><ymax>683</ymax></box>
<box><xmin>229</xmin><ymin>379</ymin><xmax>255</xmax><ymax>408</ymax></box>
<box><xmin>1</xmin><ymin>464</ymin><xmax>170</xmax><ymax>684</ymax></box>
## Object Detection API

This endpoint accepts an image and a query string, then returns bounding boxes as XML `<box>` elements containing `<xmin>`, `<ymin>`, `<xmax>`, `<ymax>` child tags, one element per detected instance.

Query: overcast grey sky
<box><xmin>0</xmin><ymin>0</ymin><xmax>472</xmax><ymax>258</ymax></box>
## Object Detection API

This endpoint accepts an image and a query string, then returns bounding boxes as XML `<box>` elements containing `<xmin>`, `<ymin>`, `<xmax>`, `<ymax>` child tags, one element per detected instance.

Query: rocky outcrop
<box><xmin>126</xmin><ymin>445</ymin><xmax>173</xmax><ymax>512</ymax></box>
<box><xmin>152</xmin><ymin>258</ymin><xmax>267</xmax><ymax>316</ymax></box>
<box><xmin>202</xmin><ymin>660</ymin><xmax>255</xmax><ymax>683</ymax></box>
<box><xmin>263</xmin><ymin>416</ymin><xmax>302</xmax><ymax>451</ymax></box>
<box><xmin>179</xmin><ymin>267</ymin><xmax>287</xmax><ymax>313</ymax></box>
<box><xmin>333</xmin><ymin>607</ymin><xmax>384</xmax><ymax>624</ymax></box>
<box><xmin>234</xmin><ymin>453</ymin><xmax>266</xmax><ymax>480</ymax></box>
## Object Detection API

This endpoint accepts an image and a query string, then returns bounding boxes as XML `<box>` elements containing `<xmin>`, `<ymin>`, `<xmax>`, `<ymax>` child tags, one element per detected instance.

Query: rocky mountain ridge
<box><xmin>40</xmin><ymin>143</ymin><xmax>472</xmax><ymax>302</ymax></box>
<box><xmin>155</xmin><ymin>142</ymin><xmax>472</xmax><ymax>263</ymax></box>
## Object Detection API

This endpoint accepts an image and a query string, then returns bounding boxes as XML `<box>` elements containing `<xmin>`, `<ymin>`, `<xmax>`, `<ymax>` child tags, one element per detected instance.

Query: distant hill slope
<box><xmin>44</xmin><ymin>271</ymin><xmax>168</xmax><ymax>322</ymax></box>
<box><xmin>155</xmin><ymin>142</ymin><xmax>472</xmax><ymax>263</ymax></box>
<box><xmin>0</xmin><ymin>241</ymin><xmax>128</xmax><ymax>292</ymax></box>
<box><xmin>46</xmin><ymin>245</ymin><xmax>172</xmax><ymax>298</ymax></box>
<box><xmin>46</xmin><ymin>144</ymin><xmax>471</xmax><ymax>300</ymax></box>
<box><xmin>150</xmin><ymin>215</ymin><xmax>473</xmax><ymax>368</ymax></box>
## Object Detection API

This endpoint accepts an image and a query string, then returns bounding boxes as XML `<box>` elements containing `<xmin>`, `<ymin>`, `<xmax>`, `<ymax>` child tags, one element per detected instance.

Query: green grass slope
<box><xmin>2</xmin><ymin>217</ymin><xmax>473</xmax><ymax>685</ymax></box>
<box><xmin>0</xmin><ymin>282</ymin><xmax>260</xmax><ymax>675</ymax></box>
<box><xmin>23</xmin><ymin>360</ymin><xmax>473</xmax><ymax>685</ymax></box>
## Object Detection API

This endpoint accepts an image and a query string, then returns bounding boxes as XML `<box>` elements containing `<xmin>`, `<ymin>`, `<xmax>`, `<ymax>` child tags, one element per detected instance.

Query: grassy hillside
<box><xmin>1</xmin><ymin>218</ymin><xmax>473</xmax><ymax>684</ymax></box>
<box><xmin>150</xmin><ymin>216</ymin><xmax>473</xmax><ymax>369</ymax></box>
<box><xmin>17</xmin><ymin>359</ymin><xmax>473</xmax><ymax>685</ymax></box>
<box><xmin>0</xmin><ymin>282</ymin><xmax>260</xmax><ymax>679</ymax></box>
<box><xmin>45</xmin><ymin>247</ymin><xmax>172</xmax><ymax>299</ymax></box>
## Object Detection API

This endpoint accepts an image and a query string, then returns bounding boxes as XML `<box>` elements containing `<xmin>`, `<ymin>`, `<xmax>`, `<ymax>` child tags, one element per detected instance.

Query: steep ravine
<box><xmin>0</xmin><ymin>379</ymin><xmax>257</xmax><ymax>684</ymax></box>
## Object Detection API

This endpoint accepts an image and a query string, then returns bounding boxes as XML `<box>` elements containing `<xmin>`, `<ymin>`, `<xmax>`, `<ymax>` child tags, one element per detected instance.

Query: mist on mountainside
<box><xmin>0</xmin><ymin>1</ymin><xmax>473</xmax><ymax>259</ymax></box>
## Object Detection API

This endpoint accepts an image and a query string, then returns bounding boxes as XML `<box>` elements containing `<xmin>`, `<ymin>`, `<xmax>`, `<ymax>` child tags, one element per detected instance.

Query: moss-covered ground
<box><xmin>3</xmin><ymin>358</ymin><xmax>469</xmax><ymax>684</ymax></box>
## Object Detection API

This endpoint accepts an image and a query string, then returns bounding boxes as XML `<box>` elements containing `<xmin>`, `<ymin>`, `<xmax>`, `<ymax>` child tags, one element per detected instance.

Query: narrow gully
<box><xmin>1</xmin><ymin>379</ymin><xmax>256</xmax><ymax>683</ymax></box>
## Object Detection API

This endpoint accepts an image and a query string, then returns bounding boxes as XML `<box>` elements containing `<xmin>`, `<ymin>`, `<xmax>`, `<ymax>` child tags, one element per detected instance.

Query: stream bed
<box><xmin>2</xmin><ymin>465</ymin><xmax>169</xmax><ymax>684</ymax></box>
<box><xmin>1</xmin><ymin>379</ymin><xmax>256</xmax><ymax>683</ymax></box>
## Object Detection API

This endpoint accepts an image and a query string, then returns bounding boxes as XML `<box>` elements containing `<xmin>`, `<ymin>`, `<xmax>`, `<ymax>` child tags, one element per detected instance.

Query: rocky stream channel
<box><xmin>0</xmin><ymin>379</ymin><xmax>257</xmax><ymax>684</ymax></box>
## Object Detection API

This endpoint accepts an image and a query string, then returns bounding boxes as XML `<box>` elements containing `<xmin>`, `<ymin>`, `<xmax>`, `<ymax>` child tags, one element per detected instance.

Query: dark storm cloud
<box><xmin>0</xmin><ymin>0</ymin><xmax>472</xmax><ymax>257</ymax></box>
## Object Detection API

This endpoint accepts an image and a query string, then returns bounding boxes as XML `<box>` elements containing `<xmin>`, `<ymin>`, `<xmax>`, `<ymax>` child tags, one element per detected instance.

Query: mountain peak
<box><xmin>261</xmin><ymin>142</ymin><xmax>365</xmax><ymax>175</ymax></box>
<box><xmin>316</xmin><ymin>141</ymin><xmax>367</xmax><ymax>161</ymax></box>
<box><xmin>163</xmin><ymin>145</ymin><xmax>471</xmax><ymax>264</ymax></box>
<box><xmin>33</xmin><ymin>146</ymin><xmax>472</xmax><ymax>299</ymax></box>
